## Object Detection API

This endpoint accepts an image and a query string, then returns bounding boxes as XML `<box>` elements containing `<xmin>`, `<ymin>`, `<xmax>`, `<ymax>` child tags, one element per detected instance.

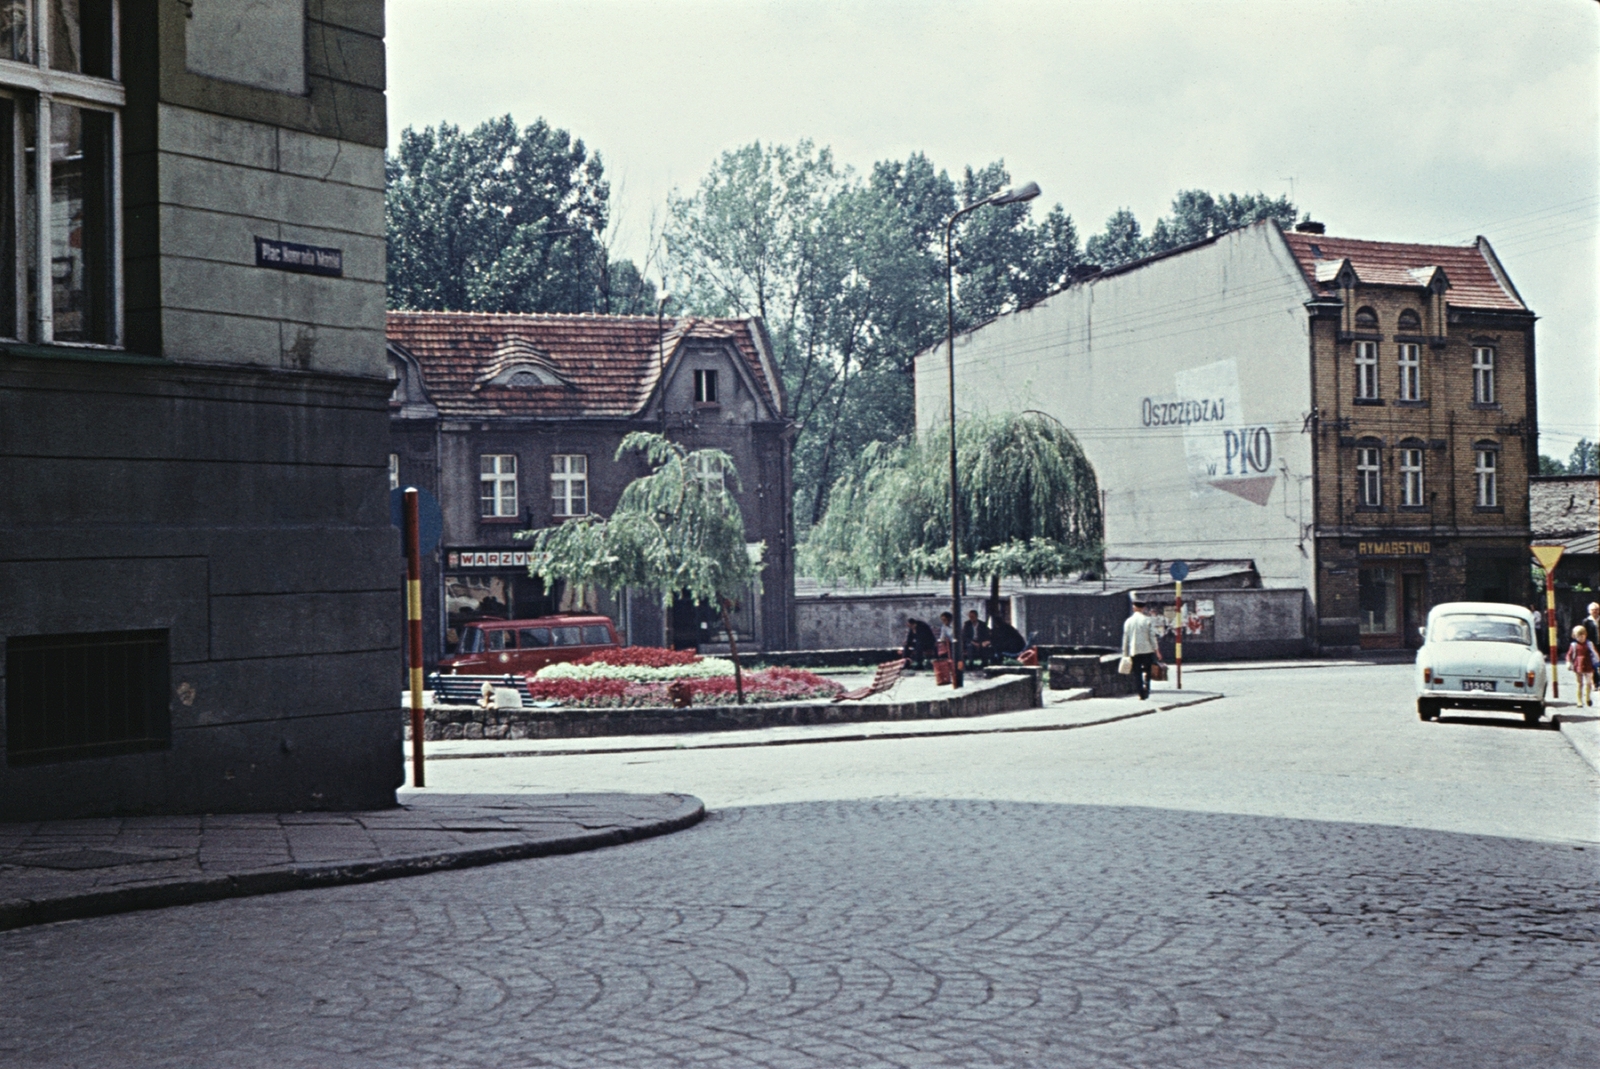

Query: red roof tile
<box><xmin>1280</xmin><ymin>230</ymin><xmax>1528</xmax><ymax>312</ymax></box>
<box><xmin>386</xmin><ymin>311</ymin><xmax>781</xmax><ymax>420</ymax></box>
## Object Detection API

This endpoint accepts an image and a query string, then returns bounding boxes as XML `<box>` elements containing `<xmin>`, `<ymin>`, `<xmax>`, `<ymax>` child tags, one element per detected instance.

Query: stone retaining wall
<box><xmin>410</xmin><ymin>673</ymin><xmax>1040</xmax><ymax>741</ymax></box>
<box><xmin>1048</xmin><ymin>652</ymin><xmax>1137</xmax><ymax>697</ymax></box>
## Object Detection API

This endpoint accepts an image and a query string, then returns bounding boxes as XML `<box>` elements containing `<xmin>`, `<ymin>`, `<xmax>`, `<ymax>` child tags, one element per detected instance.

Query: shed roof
<box><xmin>386</xmin><ymin>310</ymin><xmax>781</xmax><ymax>420</ymax></box>
<box><xmin>1280</xmin><ymin>230</ymin><xmax>1528</xmax><ymax>312</ymax></box>
<box><xmin>1531</xmin><ymin>475</ymin><xmax>1599</xmax><ymax>543</ymax></box>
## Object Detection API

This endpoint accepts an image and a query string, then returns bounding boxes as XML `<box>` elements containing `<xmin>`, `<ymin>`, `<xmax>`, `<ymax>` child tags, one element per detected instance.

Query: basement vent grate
<box><xmin>5</xmin><ymin>629</ymin><xmax>172</xmax><ymax>766</ymax></box>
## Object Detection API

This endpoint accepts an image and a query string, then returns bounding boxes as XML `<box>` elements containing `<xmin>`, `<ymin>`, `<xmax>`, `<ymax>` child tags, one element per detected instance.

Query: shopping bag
<box><xmin>933</xmin><ymin>659</ymin><xmax>954</xmax><ymax>685</ymax></box>
<box><xmin>1117</xmin><ymin>656</ymin><xmax>1133</xmax><ymax>675</ymax></box>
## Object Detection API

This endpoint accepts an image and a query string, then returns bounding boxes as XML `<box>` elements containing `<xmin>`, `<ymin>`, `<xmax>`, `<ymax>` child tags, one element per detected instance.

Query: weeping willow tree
<box><xmin>800</xmin><ymin>412</ymin><xmax>1102</xmax><ymax>611</ymax></box>
<box><xmin>515</xmin><ymin>432</ymin><xmax>764</xmax><ymax>701</ymax></box>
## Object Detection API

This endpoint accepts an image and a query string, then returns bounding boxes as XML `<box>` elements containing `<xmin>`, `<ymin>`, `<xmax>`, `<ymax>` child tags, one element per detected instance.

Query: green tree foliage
<box><xmin>386</xmin><ymin>115</ymin><xmax>654</xmax><ymax>314</ymax></box>
<box><xmin>1085</xmin><ymin>190</ymin><xmax>1303</xmax><ymax>268</ymax></box>
<box><xmin>1541</xmin><ymin>439</ymin><xmax>1599</xmax><ymax>475</ymax></box>
<box><xmin>800</xmin><ymin>413</ymin><xmax>1103</xmax><ymax>597</ymax></box>
<box><xmin>1569</xmin><ymin>438</ymin><xmax>1598</xmax><ymax>475</ymax></box>
<box><xmin>1084</xmin><ymin>208</ymin><xmax>1147</xmax><ymax>269</ymax></box>
<box><xmin>666</xmin><ymin>144</ymin><xmax>1084</xmax><ymax>528</ymax></box>
<box><xmin>515</xmin><ymin>433</ymin><xmax>762</xmax><ymax>698</ymax></box>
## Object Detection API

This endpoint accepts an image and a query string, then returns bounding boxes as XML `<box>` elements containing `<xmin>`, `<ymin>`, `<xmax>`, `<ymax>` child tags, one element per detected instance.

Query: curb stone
<box><xmin>0</xmin><ymin>793</ymin><xmax>704</xmax><ymax>931</ymax></box>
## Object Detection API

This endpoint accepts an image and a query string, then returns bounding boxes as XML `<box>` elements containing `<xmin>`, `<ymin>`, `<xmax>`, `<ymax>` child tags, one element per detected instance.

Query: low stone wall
<box><xmin>412</xmin><ymin>673</ymin><xmax>1040</xmax><ymax>741</ymax></box>
<box><xmin>1048</xmin><ymin>651</ymin><xmax>1136</xmax><ymax>697</ymax></box>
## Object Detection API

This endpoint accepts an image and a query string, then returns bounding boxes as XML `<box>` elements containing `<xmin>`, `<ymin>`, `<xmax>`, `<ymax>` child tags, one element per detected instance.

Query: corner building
<box><xmin>386</xmin><ymin>312</ymin><xmax>796</xmax><ymax>660</ymax></box>
<box><xmin>913</xmin><ymin>219</ymin><xmax>1536</xmax><ymax>654</ymax></box>
<box><xmin>1</xmin><ymin>1</ymin><xmax>397</xmax><ymax>819</ymax></box>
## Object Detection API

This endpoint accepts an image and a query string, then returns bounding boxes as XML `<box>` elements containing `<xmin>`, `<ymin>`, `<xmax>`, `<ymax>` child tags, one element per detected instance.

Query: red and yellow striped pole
<box><xmin>1533</xmin><ymin>545</ymin><xmax>1564</xmax><ymax>701</ymax></box>
<box><xmin>1174</xmin><ymin>579</ymin><xmax>1183</xmax><ymax>690</ymax></box>
<box><xmin>405</xmin><ymin>487</ymin><xmax>426</xmax><ymax>788</ymax></box>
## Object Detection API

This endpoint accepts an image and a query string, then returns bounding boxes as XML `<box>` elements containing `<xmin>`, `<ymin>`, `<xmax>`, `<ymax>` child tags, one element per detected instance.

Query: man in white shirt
<box><xmin>1120</xmin><ymin>600</ymin><xmax>1165</xmax><ymax>700</ymax></box>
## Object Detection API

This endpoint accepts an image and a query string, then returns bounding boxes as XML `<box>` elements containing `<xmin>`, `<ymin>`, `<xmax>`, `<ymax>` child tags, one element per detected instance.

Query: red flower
<box><xmin>573</xmin><ymin>646</ymin><xmax>702</xmax><ymax>668</ymax></box>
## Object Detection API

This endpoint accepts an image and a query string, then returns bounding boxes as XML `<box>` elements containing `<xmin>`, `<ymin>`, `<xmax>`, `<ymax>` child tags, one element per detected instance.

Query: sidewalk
<box><xmin>0</xmin><ymin>792</ymin><xmax>703</xmax><ymax>931</ymax></box>
<box><xmin>417</xmin><ymin>684</ymin><xmax>1225</xmax><ymax>760</ymax></box>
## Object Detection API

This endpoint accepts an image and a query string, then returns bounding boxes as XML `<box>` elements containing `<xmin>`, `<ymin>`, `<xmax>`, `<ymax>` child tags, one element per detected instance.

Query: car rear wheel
<box><xmin>1417</xmin><ymin>699</ymin><xmax>1439</xmax><ymax>721</ymax></box>
<box><xmin>1524</xmin><ymin>704</ymin><xmax>1544</xmax><ymax>725</ymax></box>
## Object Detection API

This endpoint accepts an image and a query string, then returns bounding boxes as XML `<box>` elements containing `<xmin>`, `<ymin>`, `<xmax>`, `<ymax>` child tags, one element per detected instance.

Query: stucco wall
<box><xmin>913</xmin><ymin>222</ymin><xmax>1318</xmax><ymax>600</ymax></box>
<box><xmin>796</xmin><ymin>595</ymin><xmax>997</xmax><ymax>651</ymax></box>
<box><xmin>153</xmin><ymin>104</ymin><xmax>387</xmax><ymax>377</ymax></box>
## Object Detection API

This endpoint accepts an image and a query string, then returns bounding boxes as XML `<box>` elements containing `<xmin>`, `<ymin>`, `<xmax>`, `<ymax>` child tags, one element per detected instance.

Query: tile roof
<box><xmin>1531</xmin><ymin>476</ymin><xmax>1599</xmax><ymax>543</ymax></box>
<box><xmin>1280</xmin><ymin>230</ymin><xmax>1528</xmax><ymax>312</ymax></box>
<box><xmin>386</xmin><ymin>311</ymin><xmax>780</xmax><ymax>420</ymax></box>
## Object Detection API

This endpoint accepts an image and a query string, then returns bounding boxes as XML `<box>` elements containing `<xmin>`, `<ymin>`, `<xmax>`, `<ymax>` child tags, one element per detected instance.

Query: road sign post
<box><xmin>1532</xmin><ymin>545</ymin><xmax>1565</xmax><ymax>700</ymax></box>
<box><xmin>405</xmin><ymin>488</ymin><xmax>426</xmax><ymax>788</ymax></box>
<box><xmin>1170</xmin><ymin>561</ymin><xmax>1189</xmax><ymax>689</ymax></box>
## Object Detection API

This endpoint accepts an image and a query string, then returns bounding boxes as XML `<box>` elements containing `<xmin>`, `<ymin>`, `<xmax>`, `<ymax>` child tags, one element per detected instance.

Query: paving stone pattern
<box><xmin>0</xmin><ymin>793</ymin><xmax>702</xmax><ymax>929</ymax></box>
<box><xmin>2</xmin><ymin>798</ymin><xmax>1595</xmax><ymax>1068</ymax></box>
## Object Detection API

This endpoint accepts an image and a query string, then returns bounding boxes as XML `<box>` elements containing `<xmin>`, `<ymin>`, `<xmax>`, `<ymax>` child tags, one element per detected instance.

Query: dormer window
<box><xmin>499</xmin><ymin>366</ymin><xmax>561</xmax><ymax>387</ymax></box>
<box><xmin>479</xmin><ymin>337</ymin><xmax>567</xmax><ymax>389</ymax></box>
<box><xmin>1354</xmin><ymin>307</ymin><xmax>1378</xmax><ymax>331</ymax></box>
<box><xmin>694</xmin><ymin>369</ymin><xmax>719</xmax><ymax>404</ymax></box>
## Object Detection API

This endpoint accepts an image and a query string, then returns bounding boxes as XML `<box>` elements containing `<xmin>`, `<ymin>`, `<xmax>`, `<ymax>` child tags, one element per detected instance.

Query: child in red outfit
<box><xmin>1568</xmin><ymin>625</ymin><xmax>1598</xmax><ymax>707</ymax></box>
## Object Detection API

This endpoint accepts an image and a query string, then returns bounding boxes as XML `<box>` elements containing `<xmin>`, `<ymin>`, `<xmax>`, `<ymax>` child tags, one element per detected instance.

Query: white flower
<box><xmin>534</xmin><ymin>658</ymin><xmax>737</xmax><ymax>683</ymax></box>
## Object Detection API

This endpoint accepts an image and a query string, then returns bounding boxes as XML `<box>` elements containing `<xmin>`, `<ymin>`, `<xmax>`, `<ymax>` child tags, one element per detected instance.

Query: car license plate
<box><xmin>1462</xmin><ymin>680</ymin><xmax>1496</xmax><ymax>692</ymax></box>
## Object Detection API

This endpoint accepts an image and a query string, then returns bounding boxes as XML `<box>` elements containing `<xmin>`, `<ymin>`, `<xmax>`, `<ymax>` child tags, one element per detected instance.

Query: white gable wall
<box><xmin>914</xmin><ymin>222</ymin><xmax>1319</xmax><ymax>597</ymax></box>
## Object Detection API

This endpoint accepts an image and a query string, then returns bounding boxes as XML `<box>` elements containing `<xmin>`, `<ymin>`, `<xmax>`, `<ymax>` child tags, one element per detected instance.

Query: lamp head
<box><xmin>990</xmin><ymin>181</ymin><xmax>1041</xmax><ymax>206</ymax></box>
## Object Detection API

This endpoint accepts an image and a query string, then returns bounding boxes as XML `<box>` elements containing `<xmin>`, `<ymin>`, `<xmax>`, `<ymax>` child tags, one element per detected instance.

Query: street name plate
<box><xmin>254</xmin><ymin>236</ymin><xmax>343</xmax><ymax>277</ymax></box>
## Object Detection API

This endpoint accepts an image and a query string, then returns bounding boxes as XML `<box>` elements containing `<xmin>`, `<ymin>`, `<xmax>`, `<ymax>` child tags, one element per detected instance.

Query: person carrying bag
<box><xmin>1120</xmin><ymin>599</ymin><xmax>1164</xmax><ymax>700</ymax></box>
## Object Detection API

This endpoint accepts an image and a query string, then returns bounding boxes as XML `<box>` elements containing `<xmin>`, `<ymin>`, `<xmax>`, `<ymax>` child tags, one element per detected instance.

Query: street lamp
<box><xmin>657</xmin><ymin>288</ymin><xmax>673</xmax><ymax>436</ymax></box>
<box><xmin>943</xmin><ymin>181</ymin><xmax>1040</xmax><ymax>688</ymax></box>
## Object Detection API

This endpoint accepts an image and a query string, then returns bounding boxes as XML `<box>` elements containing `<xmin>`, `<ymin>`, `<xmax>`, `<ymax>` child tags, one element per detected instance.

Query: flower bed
<box><xmin>574</xmin><ymin>647</ymin><xmax>702</xmax><ymax>669</ymax></box>
<box><xmin>535</xmin><ymin>655</ymin><xmax>736</xmax><ymax>684</ymax></box>
<box><xmin>524</xmin><ymin>664</ymin><xmax>844</xmax><ymax>707</ymax></box>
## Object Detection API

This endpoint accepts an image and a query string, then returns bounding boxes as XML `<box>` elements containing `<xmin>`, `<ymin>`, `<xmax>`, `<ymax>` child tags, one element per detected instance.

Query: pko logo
<box><xmin>1221</xmin><ymin>427</ymin><xmax>1273</xmax><ymax>475</ymax></box>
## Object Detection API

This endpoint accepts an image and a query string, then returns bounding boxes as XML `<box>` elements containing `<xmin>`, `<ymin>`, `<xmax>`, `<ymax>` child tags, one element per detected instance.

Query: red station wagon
<box><xmin>440</xmin><ymin>615</ymin><xmax>623</xmax><ymax>675</ymax></box>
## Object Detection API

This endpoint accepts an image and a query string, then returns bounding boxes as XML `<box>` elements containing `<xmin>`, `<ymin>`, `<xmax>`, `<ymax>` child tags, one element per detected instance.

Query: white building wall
<box><xmin>914</xmin><ymin>222</ymin><xmax>1319</xmax><ymax>597</ymax></box>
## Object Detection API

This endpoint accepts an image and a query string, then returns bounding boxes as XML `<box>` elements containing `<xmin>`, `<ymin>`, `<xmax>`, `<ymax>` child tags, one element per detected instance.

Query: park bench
<box><xmin>427</xmin><ymin>672</ymin><xmax>533</xmax><ymax>707</ymax></box>
<box><xmin>832</xmin><ymin>658</ymin><xmax>907</xmax><ymax>703</ymax></box>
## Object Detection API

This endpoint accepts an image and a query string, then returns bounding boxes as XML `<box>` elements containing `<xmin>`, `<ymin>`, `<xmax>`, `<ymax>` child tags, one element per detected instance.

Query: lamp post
<box><xmin>657</xmin><ymin>289</ymin><xmax>673</xmax><ymax>437</ymax></box>
<box><xmin>943</xmin><ymin>181</ymin><xmax>1040</xmax><ymax>688</ymax></box>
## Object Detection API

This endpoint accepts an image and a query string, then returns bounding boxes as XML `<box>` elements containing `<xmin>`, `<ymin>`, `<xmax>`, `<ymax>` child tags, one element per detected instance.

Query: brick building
<box><xmin>1292</xmin><ymin>230</ymin><xmax>1538</xmax><ymax>649</ymax></box>
<box><xmin>386</xmin><ymin>311</ymin><xmax>795</xmax><ymax>660</ymax></box>
<box><xmin>1</xmin><ymin>1</ymin><xmax>397</xmax><ymax>820</ymax></box>
<box><xmin>913</xmin><ymin>219</ymin><xmax>1537</xmax><ymax>654</ymax></box>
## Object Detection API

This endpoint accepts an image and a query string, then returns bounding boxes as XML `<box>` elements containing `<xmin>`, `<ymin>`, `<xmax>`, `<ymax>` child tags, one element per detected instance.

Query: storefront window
<box><xmin>1359</xmin><ymin>567</ymin><xmax>1397</xmax><ymax>635</ymax></box>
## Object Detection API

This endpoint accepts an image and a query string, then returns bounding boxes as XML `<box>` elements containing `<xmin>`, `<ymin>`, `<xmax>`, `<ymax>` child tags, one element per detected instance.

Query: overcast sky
<box><xmin>386</xmin><ymin>0</ymin><xmax>1598</xmax><ymax>459</ymax></box>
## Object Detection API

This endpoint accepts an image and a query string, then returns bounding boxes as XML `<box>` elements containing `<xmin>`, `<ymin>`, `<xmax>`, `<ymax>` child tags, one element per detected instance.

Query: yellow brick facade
<box><xmin>1309</xmin><ymin>283</ymin><xmax>1536</xmax><ymax>649</ymax></box>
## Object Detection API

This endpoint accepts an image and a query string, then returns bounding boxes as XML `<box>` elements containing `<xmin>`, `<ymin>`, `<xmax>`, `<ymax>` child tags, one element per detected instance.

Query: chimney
<box><xmin>1294</xmin><ymin>221</ymin><xmax>1326</xmax><ymax>234</ymax></box>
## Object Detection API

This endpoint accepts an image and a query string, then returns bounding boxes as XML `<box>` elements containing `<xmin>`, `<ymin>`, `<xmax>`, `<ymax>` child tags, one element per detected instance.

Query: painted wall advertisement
<box><xmin>1142</xmin><ymin>359</ymin><xmax>1275</xmax><ymax>505</ymax></box>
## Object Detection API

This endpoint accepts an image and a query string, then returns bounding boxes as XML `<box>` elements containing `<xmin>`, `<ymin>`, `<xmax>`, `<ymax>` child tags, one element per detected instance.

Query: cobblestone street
<box><xmin>3</xmin><ymin>664</ymin><xmax>1596</xmax><ymax>1067</ymax></box>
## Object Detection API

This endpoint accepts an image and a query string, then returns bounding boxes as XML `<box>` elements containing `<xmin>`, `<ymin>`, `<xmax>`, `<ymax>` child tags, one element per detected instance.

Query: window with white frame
<box><xmin>1354</xmin><ymin>341</ymin><xmax>1379</xmax><ymax>399</ymax></box>
<box><xmin>694</xmin><ymin>453</ymin><xmax>725</xmax><ymax>495</ymax></box>
<box><xmin>388</xmin><ymin>453</ymin><xmax>399</xmax><ymax>491</ymax></box>
<box><xmin>550</xmin><ymin>454</ymin><xmax>587</xmax><ymax>516</ymax></box>
<box><xmin>1472</xmin><ymin>347</ymin><xmax>1495</xmax><ymax>404</ymax></box>
<box><xmin>1399</xmin><ymin>446</ymin><xmax>1424</xmax><ymax>507</ymax></box>
<box><xmin>693</xmin><ymin>368</ymin><xmax>718</xmax><ymax>404</ymax></box>
<box><xmin>1475</xmin><ymin>446</ymin><xmax>1498</xmax><ymax>507</ymax></box>
<box><xmin>1356</xmin><ymin>446</ymin><xmax>1381</xmax><ymax>507</ymax></box>
<box><xmin>0</xmin><ymin>1</ymin><xmax>120</xmax><ymax>346</ymax></box>
<box><xmin>479</xmin><ymin>454</ymin><xmax>517</xmax><ymax>517</ymax></box>
<box><xmin>1397</xmin><ymin>343</ymin><xmax>1420</xmax><ymax>401</ymax></box>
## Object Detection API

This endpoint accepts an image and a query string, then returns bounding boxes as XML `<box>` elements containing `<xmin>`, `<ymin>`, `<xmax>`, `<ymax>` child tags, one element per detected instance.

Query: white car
<box><xmin>1415</xmin><ymin>602</ymin><xmax>1548</xmax><ymax>724</ymax></box>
